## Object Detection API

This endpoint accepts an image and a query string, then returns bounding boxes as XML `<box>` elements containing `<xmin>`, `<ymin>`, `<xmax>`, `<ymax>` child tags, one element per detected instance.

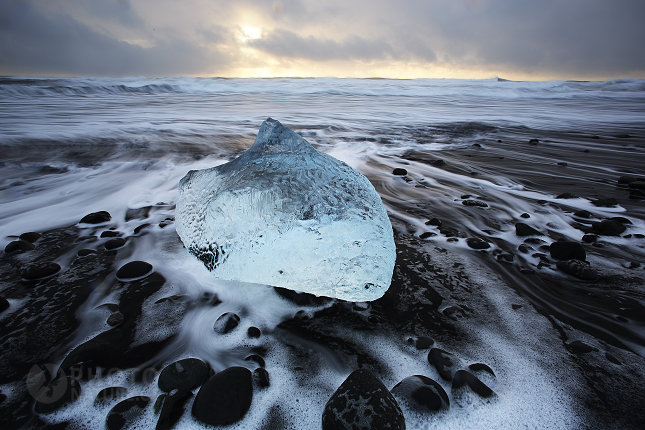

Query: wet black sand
<box><xmin>1</xmin><ymin>125</ymin><xmax>645</xmax><ymax>429</ymax></box>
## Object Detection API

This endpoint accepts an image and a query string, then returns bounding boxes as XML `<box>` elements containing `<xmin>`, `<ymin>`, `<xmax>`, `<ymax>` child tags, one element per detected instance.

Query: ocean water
<box><xmin>1</xmin><ymin>77</ymin><xmax>645</xmax><ymax>429</ymax></box>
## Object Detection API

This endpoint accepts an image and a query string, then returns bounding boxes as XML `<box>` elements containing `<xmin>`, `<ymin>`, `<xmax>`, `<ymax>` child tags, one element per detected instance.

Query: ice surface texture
<box><xmin>176</xmin><ymin>118</ymin><xmax>395</xmax><ymax>301</ymax></box>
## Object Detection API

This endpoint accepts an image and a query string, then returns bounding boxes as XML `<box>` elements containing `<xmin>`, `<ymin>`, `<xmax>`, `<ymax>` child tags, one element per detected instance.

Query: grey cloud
<box><xmin>0</xmin><ymin>1</ymin><xmax>229</xmax><ymax>76</ymax></box>
<box><xmin>248</xmin><ymin>29</ymin><xmax>436</xmax><ymax>62</ymax></box>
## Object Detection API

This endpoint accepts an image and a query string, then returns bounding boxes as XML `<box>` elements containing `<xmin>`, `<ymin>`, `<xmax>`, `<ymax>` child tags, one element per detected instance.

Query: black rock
<box><xmin>462</xmin><ymin>200</ymin><xmax>488</xmax><ymax>208</ymax></box>
<box><xmin>472</xmin><ymin>143</ymin><xmax>482</xmax><ymax>148</ymax></box>
<box><xmin>253</xmin><ymin>368</ymin><xmax>270</xmax><ymax>388</ymax></box>
<box><xmin>592</xmin><ymin>197</ymin><xmax>618</xmax><ymax>207</ymax></box>
<box><xmin>245</xmin><ymin>354</ymin><xmax>265</xmax><ymax>368</ymax></box>
<box><xmin>322</xmin><ymin>369</ymin><xmax>405</xmax><ymax>430</ymax></box>
<box><xmin>116</xmin><ymin>261</ymin><xmax>153</xmax><ymax>281</ymax></box>
<box><xmin>0</xmin><ymin>297</ymin><xmax>9</xmax><ymax>313</ymax></box>
<box><xmin>34</xmin><ymin>376</ymin><xmax>81</xmax><ymax>414</ymax></box>
<box><xmin>20</xmin><ymin>262</ymin><xmax>61</xmax><ymax>280</ymax></box>
<box><xmin>440</xmin><ymin>227</ymin><xmax>458</xmax><ymax>237</ymax></box>
<box><xmin>156</xmin><ymin>388</ymin><xmax>193</xmax><ymax>430</ymax></box>
<box><xmin>247</xmin><ymin>326</ymin><xmax>261</xmax><ymax>338</ymax></box>
<box><xmin>393</xmin><ymin>168</ymin><xmax>408</xmax><ymax>176</ymax></box>
<box><xmin>616</xmin><ymin>134</ymin><xmax>631</xmax><ymax>138</ymax></box>
<box><xmin>469</xmin><ymin>363</ymin><xmax>495</xmax><ymax>376</ymax></box>
<box><xmin>419</xmin><ymin>232</ymin><xmax>436</xmax><ymax>239</ymax></box>
<box><xmin>529</xmin><ymin>139</ymin><xmax>539</xmax><ymax>145</ymax></box>
<box><xmin>134</xmin><ymin>223</ymin><xmax>151</xmax><ymax>234</ymax></box>
<box><xmin>391</xmin><ymin>375</ymin><xmax>449</xmax><ymax>412</ymax></box>
<box><xmin>610</xmin><ymin>216</ymin><xmax>632</xmax><ymax>225</ymax></box>
<box><xmin>107</xmin><ymin>312</ymin><xmax>124</xmax><ymax>327</ymax></box>
<box><xmin>214</xmin><ymin>312</ymin><xmax>241</xmax><ymax>334</ymax></box>
<box><xmin>95</xmin><ymin>387</ymin><xmax>127</xmax><ymax>405</ymax></box>
<box><xmin>154</xmin><ymin>394</ymin><xmax>167</xmax><ymax>414</ymax></box>
<box><xmin>125</xmin><ymin>206</ymin><xmax>152</xmax><ymax>221</ymax></box>
<box><xmin>550</xmin><ymin>241</ymin><xmax>586</xmax><ymax>261</ymax></box>
<box><xmin>106</xmin><ymin>396</ymin><xmax>150</xmax><ymax>430</ymax></box>
<box><xmin>518</xmin><ymin>244</ymin><xmax>529</xmax><ymax>253</ymax></box>
<box><xmin>557</xmin><ymin>192</ymin><xmax>578</xmax><ymax>199</ymax></box>
<box><xmin>425</xmin><ymin>218</ymin><xmax>442</xmax><ymax>227</ymax></box>
<box><xmin>105</xmin><ymin>237</ymin><xmax>127</xmax><ymax>250</ymax></box>
<box><xmin>77</xmin><ymin>248</ymin><xmax>97</xmax><ymax>257</ymax></box>
<box><xmin>192</xmin><ymin>367</ymin><xmax>253</xmax><ymax>426</ymax></box>
<box><xmin>461</xmin><ymin>194</ymin><xmax>472</xmax><ymax>199</ymax></box>
<box><xmin>515</xmin><ymin>223</ymin><xmax>543</xmax><ymax>237</ymax></box>
<box><xmin>19</xmin><ymin>232</ymin><xmax>41</xmax><ymax>242</ymax></box>
<box><xmin>574</xmin><ymin>210</ymin><xmax>592</xmax><ymax>218</ymax></box>
<box><xmin>628</xmin><ymin>181</ymin><xmax>645</xmax><ymax>190</ymax></box>
<box><xmin>428</xmin><ymin>348</ymin><xmax>456</xmax><ymax>381</ymax></box>
<box><xmin>618</xmin><ymin>175</ymin><xmax>636</xmax><ymax>185</ymax></box>
<box><xmin>556</xmin><ymin>260</ymin><xmax>598</xmax><ymax>281</ymax></box>
<box><xmin>520</xmin><ymin>213</ymin><xmax>530</xmax><ymax>218</ymax></box>
<box><xmin>557</xmin><ymin>162</ymin><xmax>568</xmax><ymax>166</ymax></box>
<box><xmin>415</xmin><ymin>336</ymin><xmax>434</xmax><ymax>350</ymax></box>
<box><xmin>4</xmin><ymin>240</ymin><xmax>36</xmax><ymax>253</ymax></box>
<box><xmin>592</xmin><ymin>219</ymin><xmax>626</xmax><ymax>236</ymax></box>
<box><xmin>452</xmin><ymin>370</ymin><xmax>494</xmax><ymax>398</ymax></box>
<box><xmin>158</xmin><ymin>358</ymin><xmax>209</xmax><ymax>392</ymax></box>
<box><xmin>582</xmin><ymin>234</ymin><xmax>597</xmax><ymax>243</ymax></box>
<box><xmin>466</xmin><ymin>237</ymin><xmax>490</xmax><ymax>250</ymax></box>
<box><xmin>100</xmin><ymin>230</ymin><xmax>121</xmax><ymax>238</ymax></box>
<box><xmin>80</xmin><ymin>211</ymin><xmax>111</xmax><ymax>224</ymax></box>
<box><xmin>496</xmin><ymin>253</ymin><xmax>514</xmax><ymax>262</ymax></box>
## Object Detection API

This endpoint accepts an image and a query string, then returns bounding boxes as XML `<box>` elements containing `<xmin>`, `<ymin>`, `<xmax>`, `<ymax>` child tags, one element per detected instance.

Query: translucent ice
<box><xmin>176</xmin><ymin>118</ymin><xmax>395</xmax><ymax>301</ymax></box>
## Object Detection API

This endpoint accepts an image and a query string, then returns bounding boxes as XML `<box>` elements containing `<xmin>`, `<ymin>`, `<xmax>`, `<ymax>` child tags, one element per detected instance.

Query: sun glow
<box><xmin>240</xmin><ymin>26</ymin><xmax>262</xmax><ymax>42</ymax></box>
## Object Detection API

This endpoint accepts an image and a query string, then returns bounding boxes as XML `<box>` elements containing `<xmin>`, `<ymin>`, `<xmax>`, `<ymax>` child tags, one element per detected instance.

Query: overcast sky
<box><xmin>1</xmin><ymin>0</ymin><xmax>644</xmax><ymax>79</ymax></box>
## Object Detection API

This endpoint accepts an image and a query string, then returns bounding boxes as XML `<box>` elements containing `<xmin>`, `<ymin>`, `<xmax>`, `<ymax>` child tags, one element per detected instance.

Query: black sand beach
<box><xmin>1</xmin><ymin>78</ymin><xmax>644</xmax><ymax>429</ymax></box>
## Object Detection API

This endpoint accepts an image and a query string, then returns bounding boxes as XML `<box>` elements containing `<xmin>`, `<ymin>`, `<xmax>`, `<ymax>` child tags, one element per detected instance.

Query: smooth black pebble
<box><xmin>393</xmin><ymin>168</ymin><xmax>408</xmax><ymax>176</ymax></box>
<box><xmin>515</xmin><ymin>223</ymin><xmax>543</xmax><ymax>237</ymax></box>
<box><xmin>156</xmin><ymin>388</ymin><xmax>193</xmax><ymax>430</ymax></box>
<box><xmin>549</xmin><ymin>241</ymin><xmax>586</xmax><ymax>261</ymax></box>
<box><xmin>106</xmin><ymin>396</ymin><xmax>150</xmax><ymax>430</ymax></box>
<box><xmin>391</xmin><ymin>375</ymin><xmax>449</xmax><ymax>412</ymax></box>
<box><xmin>466</xmin><ymin>237</ymin><xmax>490</xmax><ymax>250</ymax></box>
<box><xmin>80</xmin><ymin>211</ymin><xmax>111</xmax><ymax>224</ymax></box>
<box><xmin>322</xmin><ymin>369</ymin><xmax>405</xmax><ymax>430</ymax></box>
<box><xmin>158</xmin><ymin>358</ymin><xmax>209</xmax><ymax>392</ymax></box>
<box><xmin>452</xmin><ymin>370</ymin><xmax>494</xmax><ymax>398</ymax></box>
<box><xmin>192</xmin><ymin>367</ymin><xmax>253</xmax><ymax>426</ymax></box>
<box><xmin>116</xmin><ymin>261</ymin><xmax>153</xmax><ymax>281</ymax></box>
<box><xmin>105</xmin><ymin>237</ymin><xmax>127</xmax><ymax>250</ymax></box>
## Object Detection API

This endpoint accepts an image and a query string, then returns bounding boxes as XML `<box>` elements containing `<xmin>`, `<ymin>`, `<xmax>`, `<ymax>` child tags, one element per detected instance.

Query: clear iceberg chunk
<box><xmin>176</xmin><ymin>118</ymin><xmax>395</xmax><ymax>301</ymax></box>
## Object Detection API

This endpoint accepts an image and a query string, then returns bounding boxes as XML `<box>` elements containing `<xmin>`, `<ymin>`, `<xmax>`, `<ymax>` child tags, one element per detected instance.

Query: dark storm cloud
<box><xmin>0</xmin><ymin>1</ymin><xmax>229</xmax><ymax>76</ymax></box>
<box><xmin>247</xmin><ymin>29</ymin><xmax>436</xmax><ymax>62</ymax></box>
<box><xmin>0</xmin><ymin>0</ymin><xmax>644</xmax><ymax>78</ymax></box>
<box><xmin>245</xmin><ymin>0</ymin><xmax>645</xmax><ymax>77</ymax></box>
